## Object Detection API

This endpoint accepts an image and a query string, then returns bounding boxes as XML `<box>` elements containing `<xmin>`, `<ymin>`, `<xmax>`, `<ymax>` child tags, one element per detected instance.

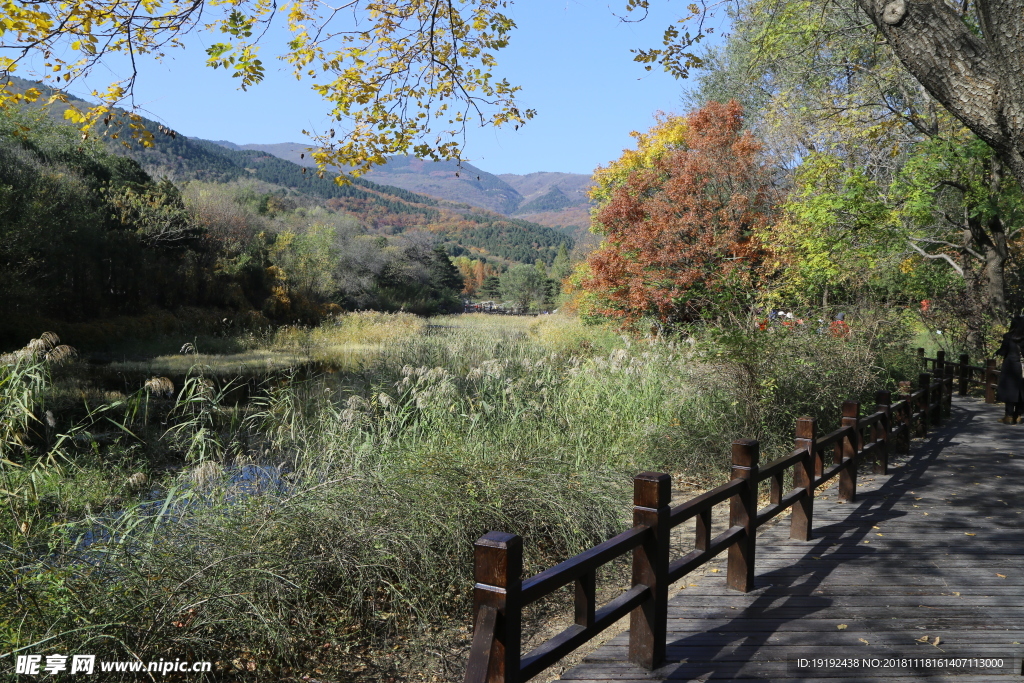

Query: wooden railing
<box><xmin>916</xmin><ymin>348</ymin><xmax>998</xmax><ymax>404</ymax></box>
<box><xmin>465</xmin><ymin>368</ymin><xmax>962</xmax><ymax>682</ymax></box>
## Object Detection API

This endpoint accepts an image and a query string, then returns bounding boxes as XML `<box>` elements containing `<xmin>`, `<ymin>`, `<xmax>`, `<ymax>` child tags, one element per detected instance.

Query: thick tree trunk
<box><xmin>983</xmin><ymin>235</ymin><xmax>1007</xmax><ymax>318</ymax></box>
<box><xmin>856</xmin><ymin>0</ymin><xmax>1024</xmax><ymax>191</ymax></box>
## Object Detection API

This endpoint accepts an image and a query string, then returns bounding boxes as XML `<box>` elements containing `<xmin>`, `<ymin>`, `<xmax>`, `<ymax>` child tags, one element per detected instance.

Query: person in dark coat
<box><xmin>996</xmin><ymin>316</ymin><xmax>1024</xmax><ymax>423</ymax></box>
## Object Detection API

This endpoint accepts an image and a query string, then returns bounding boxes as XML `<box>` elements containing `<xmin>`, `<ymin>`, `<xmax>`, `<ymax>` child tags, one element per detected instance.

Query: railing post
<box><xmin>958</xmin><ymin>353</ymin><xmax>969</xmax><ymax>396</ymax></box>
<box><xmin>839</xmin><ymin>401</ymin><xmax>859</xmax><ymax>503</ymax></box>
<box><xmin>790</xmin><ymin>417</ymin><xmax>816</xmax><ymax>541</ymax></box>
<box><xmin>727</xmin><ymin>440</ymin><xmax>759</xmax><ymax>593</ymax></box>
<box><xmin>918</xmin><ymin>372</ymin><xmax>931</xmax><ymax>436</ymax></box>
<box><xmin>931</xmin><ymin>372</ymin><xmax>944</xmax><ymax>427</ymax></box>
<box><xmin>628</xmin><ymin>472</ymin><xmax>671</xmax><ymax>670</ymax></box>
<box><xmin>944</xmin><ymin>365</ymin><xmax>955</xmax><ymax>417</ymax></box>
<box><xmin>897</xmin><ymin>380</ymin><xmax>912</xmax><ymax>454</ymax></box>
<box><xmin>985</xmin><ymin>359</ymin><xmax>998</xmax><ymax>404</ymax></box>
<box><xmin>471</xmin><ymin>531</ymin><xmax>522</xmax><ymax>683</ymax></box>
<box><xmin>873</xmin><ymin>391</ymin><xmax>891</xmax><ymax>475</ymax></box>
<box><xmin>918</xmin><ymin>347</ymin><xmax>926</xmax><ymax>368</ymax></box>
<box><xmin>936</xmin><ymin>349</ymin><xmax>945</xmax><ymax>375</ymax></box>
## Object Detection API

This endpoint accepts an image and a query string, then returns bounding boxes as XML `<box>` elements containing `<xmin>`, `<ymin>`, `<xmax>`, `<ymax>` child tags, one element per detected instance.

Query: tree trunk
<box><xmin>856</xmin><ymin>0</ymin><xmax>1024</xmax><ymax>192</ymax></box>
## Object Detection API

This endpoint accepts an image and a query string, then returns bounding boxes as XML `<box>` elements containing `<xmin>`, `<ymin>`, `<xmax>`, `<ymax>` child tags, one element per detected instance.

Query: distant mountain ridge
<box><xmin>202</xmin><ymin>141</ymin><xmax>595</xmax><ymax>222</ymax></box>
<box><xmin>5</xmin><ymin>76</ymin><xmax>572</xmax><ymax>267</ymax></box>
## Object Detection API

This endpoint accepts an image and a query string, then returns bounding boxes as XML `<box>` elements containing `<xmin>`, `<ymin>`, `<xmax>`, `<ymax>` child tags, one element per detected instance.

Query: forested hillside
<box><xmin>0</xmin><ymin>99</ymin><xmax>572</xmax><ymax>347</ymax></box>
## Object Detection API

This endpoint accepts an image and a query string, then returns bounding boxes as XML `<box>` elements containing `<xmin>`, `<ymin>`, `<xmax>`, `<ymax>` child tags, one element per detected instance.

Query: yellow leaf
<box><xmin>996</xmin><ymin>573</ymin><xmax>1006</xmax><ymax>578</ymax></box>
<box><xmin>965</xmin><ymin>532</ymin><xmax>975</xmax><ymax>536</ymax></box>
<box><xmin>709</xmin><ymin>568</ymin><xmax>720</xmax><ymax>573</ymax></box>
<box><xmin>916</xmin><ymin>635</ymin><xmax>930</xmax><ymax>642</ymax></box>
<box><xmin>876</xmin><ymin>533</ymin><xmax>883</xmax><ymax>536</ymax></box>
<box><xmin>933</xmin><ymin>637</ymin><xmax>941</xmax><ymax>646</ymax></box>
<box><xmin>858</xmin><ymin>638</ymin><xmax>869</xmax><ymax>645</ymax></box>
<box><xmin>837</xmin><ymin>624</ymin><xmax>848</xmax><ymax>630</ymax></box>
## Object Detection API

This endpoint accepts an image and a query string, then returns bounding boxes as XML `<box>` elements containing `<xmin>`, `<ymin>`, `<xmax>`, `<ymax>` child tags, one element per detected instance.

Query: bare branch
<box><xmin>907</xmin><ymin>239</ymin><xmax>964</xmax><ymax>275</ymax></box>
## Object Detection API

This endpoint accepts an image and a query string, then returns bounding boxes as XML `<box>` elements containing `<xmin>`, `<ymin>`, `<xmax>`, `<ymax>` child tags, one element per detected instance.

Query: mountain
<box><xmin>498</xmin><ymin>172</ymin><xmax>594</xmax><ymax>208</ymax></box>
<box><xmin>5</xmin><ymin>77</ymin><xmax>572</xmax><ymax>267</ymax></box>
<box><xmin>203</xmin><ymin>142</ymin><xmax>597</xmax><ymax>223</ymax></box>
<box><xmin>361</xmin><ymin>156</ymin><xmax>525</xmax><ymax>214</ymax></box>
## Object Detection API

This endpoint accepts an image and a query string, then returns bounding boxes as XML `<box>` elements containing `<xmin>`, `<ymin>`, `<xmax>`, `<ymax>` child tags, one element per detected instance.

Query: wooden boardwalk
<box><xmin>560</xmin><ymin>396</ymin><xmax>1024</xmax><ymax>682</ymax></box>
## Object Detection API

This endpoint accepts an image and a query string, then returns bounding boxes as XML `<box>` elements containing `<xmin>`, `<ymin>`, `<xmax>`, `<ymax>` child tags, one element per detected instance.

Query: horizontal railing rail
<box><xmin>465</xmin><ymin>361</ymin><xmax>969</xmax><ymax>682</ymax></box>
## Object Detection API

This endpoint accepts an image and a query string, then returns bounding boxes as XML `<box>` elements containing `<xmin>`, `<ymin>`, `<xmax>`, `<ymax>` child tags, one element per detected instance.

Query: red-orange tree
<box><xmin>583</xmin><ymin>101</ymin><xmax>775</xmax><ymax>326</ymax></box>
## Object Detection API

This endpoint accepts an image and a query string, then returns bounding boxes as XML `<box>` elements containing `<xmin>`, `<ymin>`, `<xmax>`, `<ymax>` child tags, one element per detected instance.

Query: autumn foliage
<box><xmin>584</xmin><ymin>101</ymin><xmax>775</xmax><ymax>326</ymax></box>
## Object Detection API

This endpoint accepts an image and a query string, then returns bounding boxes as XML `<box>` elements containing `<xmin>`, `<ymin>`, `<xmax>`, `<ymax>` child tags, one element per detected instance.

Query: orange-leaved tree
<box><xmin>583</xmin><ymin>100</ymin><xmax>775</xmax><ymax>327</ymax></box>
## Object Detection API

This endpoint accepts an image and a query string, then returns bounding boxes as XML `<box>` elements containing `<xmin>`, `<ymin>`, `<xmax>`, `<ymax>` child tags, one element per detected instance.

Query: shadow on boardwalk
<box><xmin>560</xmin><ymin>396</ymin><xmax>1024</xmax><ymax>682</ymax></box>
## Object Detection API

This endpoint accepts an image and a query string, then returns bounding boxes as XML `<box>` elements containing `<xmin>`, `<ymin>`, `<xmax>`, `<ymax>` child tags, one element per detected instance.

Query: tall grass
<box><xmin>0</xmin><ymin>311</ymin><xmax>918</xmax><ymax>680</ymax></box>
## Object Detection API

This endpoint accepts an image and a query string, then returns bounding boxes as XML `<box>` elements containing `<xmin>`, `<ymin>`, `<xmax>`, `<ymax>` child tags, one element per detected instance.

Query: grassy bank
<box><xmin>1</xmin><ymin>311</ymin><xmax>918</xmax><ymax>681</ymax></box>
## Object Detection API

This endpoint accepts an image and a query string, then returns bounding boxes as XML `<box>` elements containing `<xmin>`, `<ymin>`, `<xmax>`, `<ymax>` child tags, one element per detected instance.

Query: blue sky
<box><xmin>60</xmin><ymin>1</ymin><xmax>726</xmax><ymax>176</ymax></box>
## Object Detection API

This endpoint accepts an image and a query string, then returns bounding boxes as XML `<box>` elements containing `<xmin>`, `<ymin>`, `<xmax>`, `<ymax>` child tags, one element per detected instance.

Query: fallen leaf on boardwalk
<box><xmin>812</xmin><ymin>556</ymin><xmax>821</xmax><ymax>560</ymax></box>
<box><xmin>965</xmin><ymin>532</ymin><xmax>976</xmax><ymax>536</ymax></box>
<box><xmin>873</xmin><ymin>526</ymin><xmax>880</xmax><ymax>529</ymax></box>
<box><xmin>864</xmin><ymin>540</ymin><xmax>870</xmax><ymax>543</ymax></box>
<box><xmin>933</xmin><ymin>637</ymin><xmax>941</xmax><ymax>646</ymax></box>
<box><xmin>877</xmin><ymin>533</ymin><xmax>884</xmax><ymax>536</ymax></box>
<box><xmin>996</xmin><ymin>574</ymin><xmax>1006</xmax><ymax>578</ymax></box>
<box><xmin>916</xmin><ymin>636</ymin><xmax>930</xmax><ymax>642</ymax></box>
<box><xmin>923</xmin><ymin>512</ymin><xmax>929</xmax><ymax>515</ymax></box>
<box><xmin>837</xmin><ymin>624</ymin><xmax>848</xmax><ymax>630</ymax></box>
<box><xmin>689</xmin><ymin>583</ymin><xmax>697</xmax><ymax>587</ymax></box>
<box><xmin>952</xmin><ymin>592</ymin><xmax>960</xmax><ymax>596</ymax></box>
<box><xmin>915</xmin><ymin>497</ymin><xmax>922</xmax><ymax>500</ymax></box>
<box><xmin>859</xmin><ymin>638</ymin><xmax>869</xmax><ymax>645</ymax></box>
<box><xmin>710</xmin><ymin>568</ymin><xmax>720</xmax><ymax>573</ymax></box>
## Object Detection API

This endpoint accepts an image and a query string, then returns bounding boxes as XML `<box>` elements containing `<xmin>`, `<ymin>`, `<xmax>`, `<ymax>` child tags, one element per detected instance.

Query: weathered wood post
<box><xmin>918</xmin><ymin>373</ymin><xmax>931</xmax><ymax>436</ymax></box>
<box><xmin>897</xmin><ymin>380</ymin><xmax>913</xmax><ymax>454</ymax></box>
<box><xmin>873</xmin><ymin>391</ymin><xmax>891</xmax><ymax>475</ymax></box>
<box><xmin>985</xmin><ymin>358</ymin><xmax>998</xmax><ymax>404</ymax></box>
<box><xmin>839</xmin><ymin>400</ymin><xmax>860</xmax><ymax>503</ymax></box>
<box><xmin>629</xmin><ymin>472</ymin><xmax>671</xmax><ymax>670</ymax></box>
<box><xmin>958</xmin><ymin>353</ymin><xmax>970</xmax><ymax>396</ymax></box>
<box><xmin>944</xmin><ymin>364</ymin><xmax>955</xmax><ymax>417</ymax></box>
<box><xmin>471</xmin><ymin>531</ymin><xmax>522</xmax><ymax>683</ymax></box>
<box><xmin>791</xmin><ymin>417</ymin><xmax>817</xmax><ymax>541</ymax></box>
<box><xmin>728</xmin><ymin>440</ymin><xmax>759</xmax><ymax>593</ymax></box>
<box><xmin>918</xmin><ymin>347</ymin><xmax>926</xmax><ymax>368</ymax></box>
<box><xmin>936</xmin><ymin>350</ymin><xmax>946</xmax><ymax>375</ymax></box>
<box><xmin>931</xmin><ymin>370</ymin><xmax>944</xmax><ymax>426</ymax></box>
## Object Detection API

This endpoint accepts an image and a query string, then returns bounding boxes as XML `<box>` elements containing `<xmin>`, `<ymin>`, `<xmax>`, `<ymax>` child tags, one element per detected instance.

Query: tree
<box><xmin>499</xmin><ymin>264</ymin><xmax>546</xmax><ymax>312</ymax></box>
<box><xmin>478</xmin><ymin>275</ymin><xmax>501</xmax><ymax>300</ymax></box>
<box><xmin>582</xmin><ymin>101</ymin><xmax>775</xmax><ymax>326</ymax></box>
<box><xmin>854</xmin><ymin>0</ymin><xmax>1024</xmax><ymax>191</ymax></box>
<box><xmin>684</xmin><ymin>0</ymin><xmax>1024</xmax><ymax>324</ymax></box>
<box><xmin>0</xmin><ymin>1</ymin><xmax>532</xmax><ymax>177</ymax></box>
<box><xmin>641</xmin><ymin>0</ymin><xmax>1024</xmax><ymax>193</ymax></box>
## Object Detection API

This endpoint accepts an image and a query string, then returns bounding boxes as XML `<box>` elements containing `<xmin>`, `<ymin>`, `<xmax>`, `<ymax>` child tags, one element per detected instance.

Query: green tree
<box><xmin>271</xmin><ymin>223</ymin><xmax>338</xmax><ymax>300</ymax></box>
<box><xmin>499</xmin><ymin>265</ymin><xmax>547</xmax><ymax>312</ymax></box>
<box><xmin>428</xmin><ymin>246</ymin><xmax>465</xmax><ymax>297</ymax></box>
<box><xmin>478</xmin><ymin>275</ymin><xmax>502</xmax><ymax>300</ymax></box>
<box><xmin>551</xmin><ymin>243</ymin><xmax>573</xmax><ymax>282</ymax></box>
